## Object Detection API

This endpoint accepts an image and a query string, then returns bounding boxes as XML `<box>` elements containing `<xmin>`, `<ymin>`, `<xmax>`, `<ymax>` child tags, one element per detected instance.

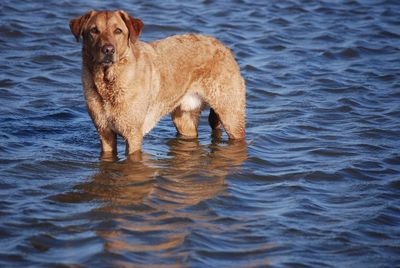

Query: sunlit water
<box><xmin>1</xmin><ymin>0</ymin><xmax>399</xmax><ymax>267</ymax></box>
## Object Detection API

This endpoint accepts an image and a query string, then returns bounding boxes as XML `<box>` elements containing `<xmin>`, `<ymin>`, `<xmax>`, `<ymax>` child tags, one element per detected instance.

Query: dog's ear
<box><xmin>69</xmin><ymin>10</ymin><xmax>96</xmax><ymax>42</ymax></box>
<box><xmin>118</xmin><ymin>11</ymin><xmax>144</xmax><ymax>44</ymax></box>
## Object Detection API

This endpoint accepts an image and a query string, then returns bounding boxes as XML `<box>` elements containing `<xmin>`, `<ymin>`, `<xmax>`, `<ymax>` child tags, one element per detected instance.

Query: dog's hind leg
<box><xmin>171</xmin><ymin>106</ymin><xmax>201</xmax><ymax>138</ymax></box>
<box><xmin>210</xmin><ymin>106</ymin><xmax>245</xmax><ymax>140</ymax></box>
<box><xmin>205</xmin><ymin>84</ymin><xmax>246</xmax><ymax>140</ymax></box>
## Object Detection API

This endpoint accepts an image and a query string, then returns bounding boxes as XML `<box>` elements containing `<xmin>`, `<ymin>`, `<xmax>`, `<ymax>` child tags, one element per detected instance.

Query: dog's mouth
<box><xmin>101</xmin><ymin>57</ymin><xmax>115</xmax><ymax>66</ymax></box>
<box><xmin>97</xmin><ymin>54</ymin><xmax>116</xmax><ymax>66</ymax></box>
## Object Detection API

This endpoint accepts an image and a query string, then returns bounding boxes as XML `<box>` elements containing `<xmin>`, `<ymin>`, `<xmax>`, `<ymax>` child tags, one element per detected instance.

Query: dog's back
<box><xmin>145</xmin><ymin>34</ymin><xmax>246</xmax><ymax>138</ymax></box>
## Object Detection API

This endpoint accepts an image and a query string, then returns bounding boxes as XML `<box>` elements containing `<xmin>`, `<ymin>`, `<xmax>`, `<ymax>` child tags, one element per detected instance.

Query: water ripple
<box><xmin>0</xmin><ymin>0</ymin><xmax>400</xmax><ymax>267</ymax></box>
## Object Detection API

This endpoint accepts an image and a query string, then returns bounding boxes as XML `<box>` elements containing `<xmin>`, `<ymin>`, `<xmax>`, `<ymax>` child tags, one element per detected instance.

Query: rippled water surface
<box><xmin>1</xmin><ymin>0</ymin><xmax>400</xmax><ymax>267</ymax></box>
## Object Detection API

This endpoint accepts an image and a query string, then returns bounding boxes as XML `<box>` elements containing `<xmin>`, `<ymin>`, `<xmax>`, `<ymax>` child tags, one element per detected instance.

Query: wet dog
<box><xmin>70</xmin><ymin>10</ymin><xmax>246</xmax><ymax>157</ymax></box>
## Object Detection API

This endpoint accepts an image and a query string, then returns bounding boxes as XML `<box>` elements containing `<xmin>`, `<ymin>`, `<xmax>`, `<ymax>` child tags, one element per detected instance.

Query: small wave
<box><xmin>243</xmin><ymin>64</ymin><xmax>261</xmax><ymax>72</ymax></box>
<box><xmin>45</xmin><ymin>110</ymin><xmax>78</xmax><ymax>120</ymax></box>
<box><xmin>378</xmin><ymin>74</ymin><xmax>396</xmax><ymax>81</ymax></box>
<box><xmin>379</xmin><ymin>30</ymin><xmax>400</xmax><ymax>39</ymax></box>
<box><xmin>25</xmin><ymin>232</ymin><xmax>102</xmax><ymax>264</ymax></box>
<box><xmin>384</xmin><ymin>155</ymin><xmax>400</xmax><ymax>165</ymax></box>
<box><xmin>269</xmin><ymin>17</ymin><xmax>291</xmax><ymax>27</ymax></box>
<box><xmin>312</xmin><ymin>34</ymin><xmax>341</xmax><ymax>42</ymax></box>
<box><xmin>389</xmin><ymin>180</ymin><xmax>400</xmax><ymax>189</ymax></box>
<box><xmin>338</xmin><ymin>167</ymin><xmax>378</xmax><ymax>181</ymax></box>
<box><xmin>0</xmin><ymin>79</ymin><xmax>17</xmax><ymax>88</ymax></box>
<box><xmin>322</xmin><ymin>51</ymin><xmax>335</xmax><ymax>59</ymax></box>
<box><xmin>322</xmin><ymin>47</ymin><xmax>359</xmax><ymax>59</ymax></box>
<box><xmin>304</xmin><ymin>171</ymin><xmax>342</xmax><ymax>181</ymax></box>
<box><xmin>0</xmin><ymin>26</ymin><xmax>24</xmax><ymax>38</ymax></box>
<box><xmin>358</xmin><ymin>45</ymin><xmax>397</xmax><ymax>55</ymax></box>
<box><xmin>369</xmin><ymin>213</ymin><xmax>398</xmax><ymax>227</ymax></box>
<box><xmin>267</xmin><ymin>45</ymin><xmax>286</xmax><ymax>51</ymax></box>
<box><xmin>32</xmin><ymin>54</ymin><xmax>68</xmax><ymax>64</ymax></box>
<box><xmin>27</xmin><ymin>76</ymin><xmax>56</xmax><ymax>83</ymax></box>
<box><xmin>308</xmin><ymin>148</ymin><xmax>358</xmax><ymax>157</ymax></box>
<box><xmin>338</xmin><ymin>48</ymin><xmax>359</xmax><ymax>58</ymax></box>
<box><xmin>296</xmin><ymin>124</ymin><xmax>327</xmax><ymax>132</ymax></box>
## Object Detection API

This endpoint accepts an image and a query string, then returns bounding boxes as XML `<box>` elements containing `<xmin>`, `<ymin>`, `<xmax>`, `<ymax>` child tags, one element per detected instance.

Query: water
<box><xmin>1</xmin><ymin>0</ymin><xmax>400</xmax><ymax>267</ymax></box>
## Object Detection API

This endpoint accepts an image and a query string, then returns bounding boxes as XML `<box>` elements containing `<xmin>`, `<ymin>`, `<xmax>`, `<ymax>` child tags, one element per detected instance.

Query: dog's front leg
<box><xmin>99</xmin><ymin>128</ymin><xmax>117</xmax><ymax>155</ymax></box>
<box><xmin>124</xmin><ymin>129</ymin><xmax>143</xmax><ymax>156</ymax></box>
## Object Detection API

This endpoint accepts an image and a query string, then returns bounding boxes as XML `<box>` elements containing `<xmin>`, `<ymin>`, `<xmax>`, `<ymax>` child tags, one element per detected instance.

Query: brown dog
<box><xmin>69</xmin><ymin>10</ymin><xmax>246</xmax><ymax>156</ymax></box>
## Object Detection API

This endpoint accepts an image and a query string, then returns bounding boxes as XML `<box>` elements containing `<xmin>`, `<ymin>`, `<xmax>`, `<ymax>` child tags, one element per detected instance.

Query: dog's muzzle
<box><xmin>101</xmin><ymin>44</ymin><xmax>115</xmax><ymax>65</ymax></box>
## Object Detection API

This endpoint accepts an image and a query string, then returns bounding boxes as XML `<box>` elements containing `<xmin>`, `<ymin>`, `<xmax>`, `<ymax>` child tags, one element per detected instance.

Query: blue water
<box><xmin>1</xmin><ymin>0</ymin><xmax>400</xmax><ymax>267</ymax></box>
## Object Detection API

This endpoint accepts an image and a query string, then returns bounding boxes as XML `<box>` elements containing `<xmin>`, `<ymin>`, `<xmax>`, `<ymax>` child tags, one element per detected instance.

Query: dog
<box><xmin>69</xmin><ymin>10</ymin><xmax>246</xmax><ymax>157</ymax></box>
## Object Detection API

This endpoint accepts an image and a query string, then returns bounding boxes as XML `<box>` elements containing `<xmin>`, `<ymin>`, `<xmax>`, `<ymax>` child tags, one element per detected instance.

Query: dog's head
<box><xmin>70</xmin><ymin>10</ymin><xmax>143</xmax><ymax>66</ymax></box>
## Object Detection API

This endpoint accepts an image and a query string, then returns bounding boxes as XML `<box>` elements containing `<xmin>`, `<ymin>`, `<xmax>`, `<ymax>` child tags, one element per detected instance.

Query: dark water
<box><xmin>1</xmin><ymin>0</ymin><xmax>400</xmax><ymax>267</ymax></box>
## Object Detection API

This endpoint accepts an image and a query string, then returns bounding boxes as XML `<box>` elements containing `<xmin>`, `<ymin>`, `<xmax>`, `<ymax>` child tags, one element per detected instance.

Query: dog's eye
<box><xmin>114</xmin><ymin>28</ymin><xmax>122</xmax><ymax>34</ymax></box>
<box><xmin>90</xmin><ymin>27</ymin><xmax>99</xmax><ymax>34</ymax></box>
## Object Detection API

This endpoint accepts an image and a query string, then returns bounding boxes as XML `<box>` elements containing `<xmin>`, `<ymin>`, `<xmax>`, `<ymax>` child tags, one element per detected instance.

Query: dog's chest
<box><xmin>95</xmin><ymin>81</ymin><xmax>123</xmax><ymax>105</ymax></box>
<box><xmin>95</xmin><ymin>86</ymin><xmax>123</xmax><ymax>130</ymax></box>
<box><xmin>101</xmin><ymin>102</ymin><xmax>125</xmax><ymax>134</ymax></box>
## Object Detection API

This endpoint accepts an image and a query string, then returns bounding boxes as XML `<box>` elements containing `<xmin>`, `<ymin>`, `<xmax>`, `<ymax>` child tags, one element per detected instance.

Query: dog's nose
<box><xmin>102</xmin><ymin>44</ymin><xmax>115</xmax><ymax>55</ymax></box>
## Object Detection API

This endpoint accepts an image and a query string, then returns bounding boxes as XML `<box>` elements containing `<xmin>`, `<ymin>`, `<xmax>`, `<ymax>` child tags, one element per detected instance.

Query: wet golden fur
<box><xmin>70</xmin><ymin>10</ymin><xmax>246</xmax><ymax>157</ymax></box>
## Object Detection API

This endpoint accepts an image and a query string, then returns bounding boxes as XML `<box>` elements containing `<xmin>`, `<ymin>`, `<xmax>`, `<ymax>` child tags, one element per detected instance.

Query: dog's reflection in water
<box><xmin>52</xmin><ymin>139</ymin><xmax>247</xmax><ymax>261</ymax></box>
<box><xmin>67</xmin><ymin>138</ymin><xmax>247</xmax><ymax>209</ymax></box>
